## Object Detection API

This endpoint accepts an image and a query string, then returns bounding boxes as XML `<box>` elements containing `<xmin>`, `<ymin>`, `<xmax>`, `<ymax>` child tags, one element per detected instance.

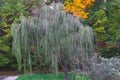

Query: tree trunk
<box><xmin>64</xmin><ymin>69</ymin><xmax>69</xmax><ymax>80</ymax></box>
<box><xmin>59</xmin><ymin>61</ymin><xmax>69</xmax><ymax>80</ymax></box>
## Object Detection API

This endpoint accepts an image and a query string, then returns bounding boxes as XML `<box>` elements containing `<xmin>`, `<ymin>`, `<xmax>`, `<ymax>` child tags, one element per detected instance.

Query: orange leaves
<box><xmin>63</xmin><ymin>0</ymin><xmax>95</xmax><ymax>19</ymax></box>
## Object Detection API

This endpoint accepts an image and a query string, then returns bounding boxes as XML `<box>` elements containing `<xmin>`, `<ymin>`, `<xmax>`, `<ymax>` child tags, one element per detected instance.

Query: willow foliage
<box><xmin>11</xmin><ymin>3</ymin><xmax>95</xmax><ymax>74</ymax></box>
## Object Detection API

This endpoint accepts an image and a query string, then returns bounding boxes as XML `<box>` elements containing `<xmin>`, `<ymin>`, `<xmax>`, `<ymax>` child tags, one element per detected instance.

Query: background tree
<box><xmin>0</xmin><ymin>0</ymin><xmax>43</xmax><ymax>70</ymax></box>
<box><xmin>0</xmin><ymin>0</ymin><xmax>27</xmax><ymax>69</ymax></box>
<box><xmin>63</xmin><ymin>0</ymin><xmax>95</xmax><ymax>19</ymax></box>
<box><xmin>85</xmin><ymin>0</ymin><xmax>120</xmax><ymax>57</ymax></box>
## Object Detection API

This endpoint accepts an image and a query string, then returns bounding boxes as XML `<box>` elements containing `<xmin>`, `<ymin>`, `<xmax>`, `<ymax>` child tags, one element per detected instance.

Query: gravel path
<box><xmin>0</xmin><ymin>76</ymin><xmax>18</xmax><ymax>80</ymax></box>
<box><xmin>0</xmin><ymin>77</ymin><xmax>6</xmax><ymax>80</ymax></box>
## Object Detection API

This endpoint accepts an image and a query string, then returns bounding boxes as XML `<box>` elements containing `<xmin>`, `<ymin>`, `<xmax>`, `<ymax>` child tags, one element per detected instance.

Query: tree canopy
<box><xmin>63</xmin><ymin>0</ymin><xmax>95</xmax><ymax>19</ymax></box>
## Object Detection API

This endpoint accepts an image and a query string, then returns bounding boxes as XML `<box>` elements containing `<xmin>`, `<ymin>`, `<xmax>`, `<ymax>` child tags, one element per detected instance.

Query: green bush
<box><xmin>0</xmin><ymin>54</ymin><xmax>10</xmax><ymax>67</ymax></box>
<box><xmin>85</xmin><ymin>0</ymin><xmax>120</xmax><ymax>57</ymax></box>
<box><xmin>0</xmin><ymin>0</ymin><xmax>44</xmax><ymax>71</ymax></box>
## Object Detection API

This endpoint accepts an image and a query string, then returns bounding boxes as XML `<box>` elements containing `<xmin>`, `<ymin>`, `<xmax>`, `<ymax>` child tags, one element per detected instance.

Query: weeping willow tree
<box><xmin>11</xmin><ymin>3</ymin><xmax>95</xmax><ymax>80</ymax></box>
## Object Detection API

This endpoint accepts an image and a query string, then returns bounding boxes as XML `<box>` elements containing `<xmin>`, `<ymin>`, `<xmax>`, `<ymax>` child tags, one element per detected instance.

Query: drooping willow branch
<box><xmin>11</xmin><ymin>3</ymin><xmax>95</xmax><ymax>78</ymax></box>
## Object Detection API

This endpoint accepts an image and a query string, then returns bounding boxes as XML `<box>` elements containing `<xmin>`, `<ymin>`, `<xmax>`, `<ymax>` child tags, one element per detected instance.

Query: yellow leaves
<box><xmin>80</xmin><ymin>12</ymin><xmax>89</xmax><ymax>19</ymax></box>
<box><xmin>94</xmin><ymin>26</ymin><xmax>105</xmax><ymax>34</ymax></box>
<box><xmin>63</xmin><ymin>0</ymin><xmax>95</xmax><ymax>19</ymax></box>
<box><xmin>4</xmin><ymin>29</ymin><xmax>10</xmax><ymax>33</ymax></box>
<box><xmin>73</xmin><ymin>11</ymin><xmax>89</xmax><ymax>19</ymax></box>
<box><xmin>70</xmin><ymin>6</ymin><xmax>76</xmax><ymax>12</ymax></box>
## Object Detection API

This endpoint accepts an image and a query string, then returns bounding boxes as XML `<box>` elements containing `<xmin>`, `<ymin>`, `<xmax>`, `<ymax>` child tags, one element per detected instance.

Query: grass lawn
<box><xmin>16</xmin><ymin>73</ymin><xmax>90</xmax><ymax>80</ymax></box>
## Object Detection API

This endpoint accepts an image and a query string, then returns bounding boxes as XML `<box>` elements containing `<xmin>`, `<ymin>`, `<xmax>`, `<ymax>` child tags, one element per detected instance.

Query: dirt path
<box><xmin>0</xmin><ymin>70</ymin><xmax>19</xmax><ymax>80</ymax></box>
<box><xmin>0</xmin><ymin>70</ymin><xmax>19</xmax><ymax>76</ymax></box>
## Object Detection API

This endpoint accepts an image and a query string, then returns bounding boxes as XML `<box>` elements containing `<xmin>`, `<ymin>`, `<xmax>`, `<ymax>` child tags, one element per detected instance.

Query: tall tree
<box><xmin>11</xmin><ymin>4</ymin><xmax>95</xmax><ymax>80</ymax></box>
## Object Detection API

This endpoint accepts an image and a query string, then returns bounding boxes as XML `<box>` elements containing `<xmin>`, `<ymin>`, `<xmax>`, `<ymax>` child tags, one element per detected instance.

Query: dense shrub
<box><xmin>90</xmin><ymin>58</ymin><xmax>120</xmax><ymax>80</ymax></box>
<box><xmin>85</xmin><ymin>0</ymin><xmax>120</xmax><ymax>57</ymax></box>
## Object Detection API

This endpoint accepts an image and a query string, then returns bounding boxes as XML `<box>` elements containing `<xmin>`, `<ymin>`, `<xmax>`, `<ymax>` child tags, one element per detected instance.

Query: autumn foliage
<box><xmin>63</xmin><ymin>0</ymin><xmax>95</xmax><ymax>19</ymax></box>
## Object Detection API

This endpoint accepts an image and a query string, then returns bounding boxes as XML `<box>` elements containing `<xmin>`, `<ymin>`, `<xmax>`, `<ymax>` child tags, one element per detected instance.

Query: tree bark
<box><xmin>59</xmin><ymin>61</ymin><xmax>69</xmax><ymax>80</ymax></box>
